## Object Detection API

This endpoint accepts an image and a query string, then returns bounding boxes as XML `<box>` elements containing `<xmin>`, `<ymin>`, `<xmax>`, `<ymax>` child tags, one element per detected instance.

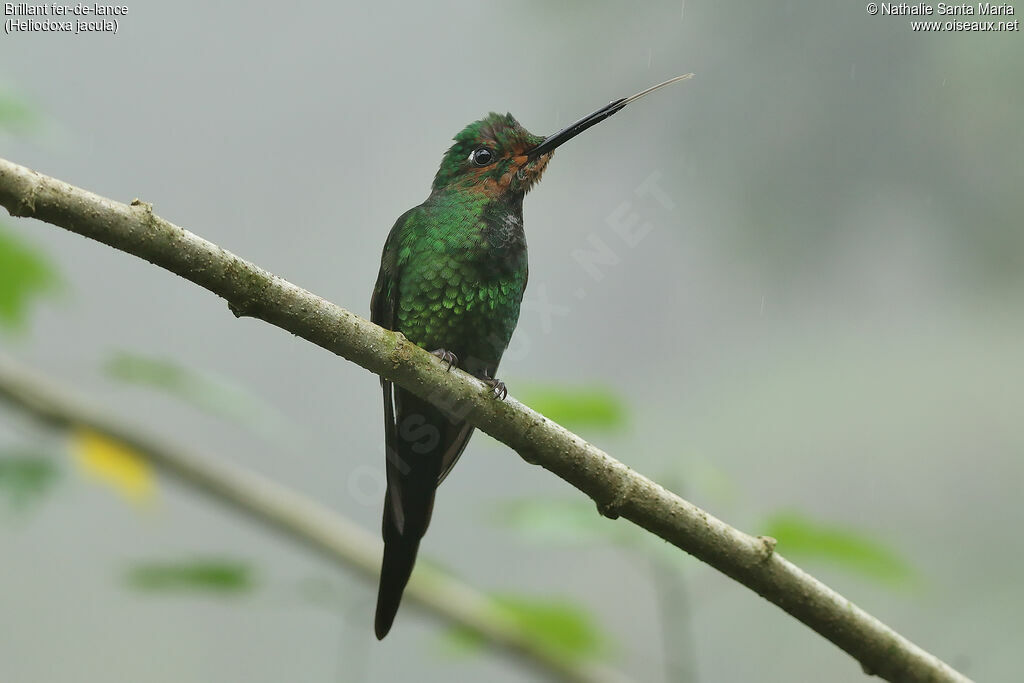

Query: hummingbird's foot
<box><xmin>431</xmin><ymin>348</ymin><xmax>459</xmax><ymax>371</ymax></box>
<box><xmin>477</xmin><ymin>370</ymin><xmax>507</xmax><ymax>400</ymax></box>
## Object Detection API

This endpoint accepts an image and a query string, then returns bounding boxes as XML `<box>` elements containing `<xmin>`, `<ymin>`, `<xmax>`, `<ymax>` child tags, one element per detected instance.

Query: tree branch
<box><xmin>0</xmin><ymin>353</ymin><xmax>625</xmax><ymax>683</ymax></box>
<box><xmin>0</xmin><ymin>157</ymin><xmax>970</xmax><ymax>683</ymax></box>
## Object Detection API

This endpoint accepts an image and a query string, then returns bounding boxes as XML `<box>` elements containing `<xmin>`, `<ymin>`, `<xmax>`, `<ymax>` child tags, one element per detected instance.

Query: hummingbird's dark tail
<box><xmin>374</xmin><ymin>386</ymin><xmax>475</xmax><ymax>639</ymax></box>
<box><xmin>375</xmin><ymin>510</ymin><xmax>424</xmax><ymax>639</ymax></box>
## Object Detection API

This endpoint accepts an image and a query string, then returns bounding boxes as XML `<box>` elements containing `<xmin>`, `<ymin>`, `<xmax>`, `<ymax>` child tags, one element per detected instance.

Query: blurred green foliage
<box><xmin>124</xmin><ymin>558</ymin><xmax>254</xmax><ymax>594</ymax></box>
<box><xmin>0</xmin><ymin>224</ymin><xmax>61</xmax><ymax>332</ymax></box>
<box><xmin>0</xmin><ymin>88</ymin><xmax>59</xmax><ymax>333</ymax></box>
<box><xmin>443</xmin><ymin>594</ymin><xmax>606</xmax><ymax>663</ymax></box>
<box><xmin>104</xmin><ymin>351</ymin><xmax>293</xmax><ymax>439</ymax></box>
<box><xmin>764</xmin><ymin>511</ymin><xmax>915</xmax><ymax>586</ymax></box>
<box><xmin>495</xmin><ymin>497</ymin><xmax>685</xmax><ymax>568</ymax></box>
<box><xmin>499</xmin><ymin>498</ymin><xmax>916</xmax><ymax>589</ymax></box>
<box><xmin>496</xmin><ymin>497</ymin><xmax>625</xmax><ymax>547</ymax></box>
<box><xmin>0</xmin><ymin>88</ymin><xmax>39</xmax><ymax>134</ymax></box>
<box><xmin>0</xmin><ymin>450</ymin><xmax>59</xmax><ymax>510</ymax></box>
<box><xmin>514</xmin><ymin>384</ymin><xmax>627</xmax><ymax>430</ymax></box>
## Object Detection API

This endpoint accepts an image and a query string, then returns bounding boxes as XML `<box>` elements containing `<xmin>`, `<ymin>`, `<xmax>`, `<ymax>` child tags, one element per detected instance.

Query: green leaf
<box><xmin>763</xmin><ymin>511</ymin><xmax>916</xmax><ymax>586</ymax></box>
<box><xmin>442</xmin><ymin>594</ymin><xmax>606</xmax><ymax>663</ymax></box>
<box><xmin>0</xmin><ymin>90</ymin><xmax>39</xmax><ymax>133</ymax></box>
<box><xmin>0</xmin><ymin>223</ymin><xmax>61</xmax><ymax>330</ymax></box>
<box><xmin>0</xmin><ymin>450</ymin><xmax>59</xmax><ymax>510</ymax></box>
<box><xmin>104</xmin><ymin>352</ymin><xmax>293</xmax><ymax>438</ymax></box>
<box><xmin>514</xmin><ymin>383</ymin><xmax>627</xmax><ymax>430</ymax></box>
<box><xmin>496</xmin><ymin>596</ymin><xmax>604</xmax><ymax>660</ymax></box>
<box><xmin>494</xmin><ymin>497</ymin><xmax>693</xmax><ymax>569</ymax></box>
<box><xmin>125</xmin><ymin>559</ymin><xmax>254</xmax><ymax>594</ymax></box>
<box><xmin>494</xmin><ymin>497</ymin><xmax>620</xmax><ymax>546</ymax></box>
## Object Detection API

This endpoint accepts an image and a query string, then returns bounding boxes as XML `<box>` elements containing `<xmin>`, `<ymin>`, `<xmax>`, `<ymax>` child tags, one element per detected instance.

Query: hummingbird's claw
<box><xmin>431</xmin><ymin>348</ymin><xmax>459</xmax><ymax>371</ymax></box>
<box><xmin>478</xmin><ymin>370</ymin><xmax>507</xmax><ymax>400</ymax></box>
<box><xmin>488</xmin><ymin>379</ymin><xmax>508</xmax><ymax>400</ymax></box>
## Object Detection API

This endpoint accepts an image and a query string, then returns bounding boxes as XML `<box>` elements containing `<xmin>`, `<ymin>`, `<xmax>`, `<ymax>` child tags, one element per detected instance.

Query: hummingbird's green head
<box><xmin>431</xmin><ymin>113</ymin><xmax>551</xmax><ymax>197</ymax></box>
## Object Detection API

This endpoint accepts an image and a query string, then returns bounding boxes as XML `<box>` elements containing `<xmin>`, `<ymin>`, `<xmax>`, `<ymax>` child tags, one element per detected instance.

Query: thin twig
<box><xmin>0</xmin><ymin>157</ymin><xmax>970</xmax><ymax>682</ymax></box>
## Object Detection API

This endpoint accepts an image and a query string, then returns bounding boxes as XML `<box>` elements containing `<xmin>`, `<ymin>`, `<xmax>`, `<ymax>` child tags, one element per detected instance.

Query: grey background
<box><xmin>2</xmin><ymin>1</ymin><xmax>1022</xmax><ymax>681</ymax></box>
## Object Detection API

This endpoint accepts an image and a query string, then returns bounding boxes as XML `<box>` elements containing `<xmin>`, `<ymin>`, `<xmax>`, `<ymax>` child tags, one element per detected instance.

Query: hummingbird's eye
<box><xmin>470</xmin><ymin>147</ymin><xmax>494</xmax><ymax>167</ymax></box>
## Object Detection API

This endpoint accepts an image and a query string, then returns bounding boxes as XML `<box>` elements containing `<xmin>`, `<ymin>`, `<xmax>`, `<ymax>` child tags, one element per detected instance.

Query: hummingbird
<box><xmin>370</xmin><ymin>74</ymin><xmax>692</xmax><ymax>639</ymax></box>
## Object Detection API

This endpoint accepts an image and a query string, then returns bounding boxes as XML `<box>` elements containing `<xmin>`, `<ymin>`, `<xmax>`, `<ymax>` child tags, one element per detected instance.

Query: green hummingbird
<box><xmin>370</xmin><ymin>74</ymin><xmax>692</xmax><ymax>638</ymax></box>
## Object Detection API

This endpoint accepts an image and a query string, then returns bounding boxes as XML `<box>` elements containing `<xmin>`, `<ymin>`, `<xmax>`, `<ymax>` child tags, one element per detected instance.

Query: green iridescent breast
<box><xmin>390</xmin><ymin>194</ymin><xmax>528</xmax><ymax>367</ymax></box>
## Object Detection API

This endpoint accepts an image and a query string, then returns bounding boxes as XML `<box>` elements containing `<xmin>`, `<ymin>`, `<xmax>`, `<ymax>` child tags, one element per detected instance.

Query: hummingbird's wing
<box><xmin>370</xmin><ymin>214</ymin><xmax>411</xmax><ymax>535</ymax></box>
<box><xmin>370</xmin><ymin>226</ymin><xmax>401</xmax><ymax>528</ymax></box>
<box><xmin>435</xmin><ymin>422</ymin><xmax>473</xmax><ymax>485</ymax></box>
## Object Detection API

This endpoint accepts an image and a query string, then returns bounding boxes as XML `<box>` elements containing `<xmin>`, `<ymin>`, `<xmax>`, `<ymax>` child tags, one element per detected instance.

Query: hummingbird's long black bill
<box><xmin>526</xmin><ymin>73</ymin><xmax>694</xmax><ymax>160</ymax></box>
